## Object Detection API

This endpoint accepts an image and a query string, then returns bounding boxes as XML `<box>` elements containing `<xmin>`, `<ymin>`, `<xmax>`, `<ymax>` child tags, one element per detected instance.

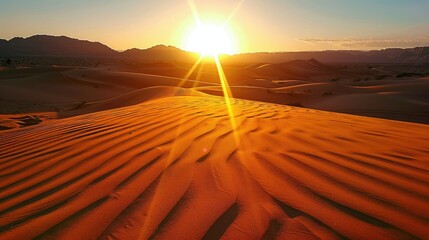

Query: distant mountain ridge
<box><xmin>1</xmin><ymin>35</ymin><xmax>429</xmax><ymax>63</ymax></box>
<box><xmin>230</xmin><ymin>47</ymin><xmax>429</xmax><ymax>64</ymax></box>
<box><xmin>0</xmin><ymin>35</ymin><xmax>117</xmax><ymax>57</ymax></box>
<box><xmin>121</xmin><ymin>45</ymin><xmax>198</xmax><ymax>62</ymax></box>
<box><xmin>0</xmin><ymin>35</ymin><xmax>196</xmax><ymax>62</ymax></box>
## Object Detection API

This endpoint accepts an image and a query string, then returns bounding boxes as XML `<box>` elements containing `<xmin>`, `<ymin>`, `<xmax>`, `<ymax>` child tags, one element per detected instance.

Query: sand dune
<box><xmin>251</xmin><ymin>59</ymin><xmax>350</xmax><ymax>81</ymax></box>
<box><xmin>60</xmin><ymin>86</ymin><xmax>207</xmax><ymax>117</ymax></box>
<box><xmin>0</xmin><ymin>69</ymin><xmax>131</xmax><ymax>114</ymax></box>
<box><xmin>0</xmin><ymin>95</ymin><xmax>428</xmax><ymax>239</ymax></box>
<box><xmin>0</xmin><ymin>67</ymin><xmax>217</xmax><ymax>117</ymax></box>
<box><xmin>2</xmin><ymin>63</ymin><xmax>428</xmax><ymax>124</ymax></box>
<box><xmin>303</xmin><ymin>79</ymin><xmax>429</xmax><ymax>124</ymax></box>
<box><xmin>0</xmin><ymin>112</ymin><xmax>56</xmax><ymax>131</ymax></box>
<box><xmin>63</xmin><ymin>69</ymin><xmax>218</xmax><ymax>89</ymax></box>
<box><xmin>195</xmin><ymin>78</ymin><xmax>429</xmax><ymax>124</ymax></box>
<box><xmin>304</xmin><ymin>92</ymin><xmax>429</xmax><ymax>123</ymax></box>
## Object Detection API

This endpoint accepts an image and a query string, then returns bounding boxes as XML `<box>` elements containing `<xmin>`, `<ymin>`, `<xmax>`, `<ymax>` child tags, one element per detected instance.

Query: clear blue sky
<box><xmin>1</xmin><ymin>0</ymin><xmax>428</xmax><ymax>52</ymax></box>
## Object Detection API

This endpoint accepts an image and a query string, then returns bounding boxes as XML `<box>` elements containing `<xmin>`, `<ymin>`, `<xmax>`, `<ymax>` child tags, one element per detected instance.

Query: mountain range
<box><xmin>1</xmin><ymin>35</ymin><xmax>429</xmax><ymax>64</ymax></box>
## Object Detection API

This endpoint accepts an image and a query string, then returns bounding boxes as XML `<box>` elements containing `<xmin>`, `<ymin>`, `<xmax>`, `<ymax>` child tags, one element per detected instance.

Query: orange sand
<box><xmin>0</xmin><ymin>95</ymin><xmax>428</xmax><ymax>239</ymax></box>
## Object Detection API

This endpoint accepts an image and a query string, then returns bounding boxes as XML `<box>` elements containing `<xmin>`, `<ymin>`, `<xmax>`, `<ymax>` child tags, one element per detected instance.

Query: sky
<box><xmin>1</xmin><ymin>0</ymin><xmax>429</xmax><ymax>53</ymax></box>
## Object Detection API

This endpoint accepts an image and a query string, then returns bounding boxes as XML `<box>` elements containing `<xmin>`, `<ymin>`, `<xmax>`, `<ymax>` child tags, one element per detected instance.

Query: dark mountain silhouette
<box><xmin>0</xmin><ymin>35</ymin><xmax>117</xmax><ymax>57</ymax></box>
<box><xmin>228</xmin><ymin>47</ymin><xmax>429</xmax><ymax>64</ymax></box>
<box><xmin>0</xmin><ymin>35</ymin><xmax>428</xmax><ymax>63</ymax></box>
<box><xmin>121</xmin><ymin>45</ymin><xmax>198</xmax><ymax>62</ymax></box>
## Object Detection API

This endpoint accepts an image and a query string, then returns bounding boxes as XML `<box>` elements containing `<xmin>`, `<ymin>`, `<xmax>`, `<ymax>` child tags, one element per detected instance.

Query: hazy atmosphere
<box><xmin>1</xmin><ymin>0</ymin><xmax>429</xmax><ymax>52</ymax></box>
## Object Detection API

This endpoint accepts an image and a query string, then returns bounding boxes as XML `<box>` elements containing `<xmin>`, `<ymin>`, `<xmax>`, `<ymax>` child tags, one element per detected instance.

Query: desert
<box><xmin>1</xmin><ymin>1</ymin><xmax>429</xmax><ymax>239</ymax></box>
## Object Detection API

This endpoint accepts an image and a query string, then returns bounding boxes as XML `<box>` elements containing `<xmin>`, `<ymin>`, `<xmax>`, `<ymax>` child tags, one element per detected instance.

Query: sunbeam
<box><xmin>140</xmin><ymin>2</ymin><xmax>242</xmax><ymax>238</ymax></box>
<box><xmin>192</xmin><ymin>59</ymin><xmax>205</xmax><ymax>88</ymax></box>
<box><xmin>177</xmin><ymin>54</ymin><xmax>204</xmax><ymax>88</ymax></box>
<box><xmin>224</xmin><ymin>0</ymin><xmax>245</xmax><ymax>26</ymax></box>
<box><xmin>181</xmin><ymin>0</ymin><xmax>241</xmax><ymax>143</ymax></box>
<box><xmin>1</xmin><ymin>0</ymin><xmax>428</xmax><ymax>239</ymax></box>
<box><xmin>214</xmin><ymin>55</ymin><xmax>239</xmax><ymax>143</ymax></box>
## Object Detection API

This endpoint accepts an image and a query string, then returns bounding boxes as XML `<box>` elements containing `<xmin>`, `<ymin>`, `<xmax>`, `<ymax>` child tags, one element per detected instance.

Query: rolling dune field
<box><xmin>1</xmin><ymin>94</ymin><xmax>428</xmax><ymax>239</ymax></box>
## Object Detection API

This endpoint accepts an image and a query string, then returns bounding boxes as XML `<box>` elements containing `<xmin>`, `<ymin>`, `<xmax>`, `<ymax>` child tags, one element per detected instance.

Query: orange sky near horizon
<box><xmin>1</xmin><ymin>0</ymin><xmax>429</xmax><ymax>53</ymax></box>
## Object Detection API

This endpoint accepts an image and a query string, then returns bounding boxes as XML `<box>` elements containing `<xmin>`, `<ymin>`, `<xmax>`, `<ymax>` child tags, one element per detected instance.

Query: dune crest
<box><xmin>0</xmin><ymin>96</ymin><xmax>428</xmax><ymax>239</ymax></box>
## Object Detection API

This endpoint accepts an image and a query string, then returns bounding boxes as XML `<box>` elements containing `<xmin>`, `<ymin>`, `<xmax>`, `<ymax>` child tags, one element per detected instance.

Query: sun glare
<box><xmin>184</xmin><ymin>23</ymin><xmax>237</xmax><ymax>56</ymax></box>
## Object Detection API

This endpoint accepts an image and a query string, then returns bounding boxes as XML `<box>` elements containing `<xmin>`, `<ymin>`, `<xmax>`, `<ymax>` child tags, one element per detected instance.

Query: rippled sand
<box><xmin>1</xmin><ymin>96</ymin><xmax>428</xmax><ymax>239</ymax></box>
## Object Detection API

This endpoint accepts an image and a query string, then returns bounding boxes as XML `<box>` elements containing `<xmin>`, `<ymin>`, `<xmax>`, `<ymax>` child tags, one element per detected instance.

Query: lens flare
<box><xmin>177</xmin><ymin>54</ymin><xmax>204</xmax><ymax>88</ymax></box>
<box><xmin>214</xmin><ymin>55</ymin><xmax>238</xmax><ymax>136</ymax></box>
<box><xmin>184</xmin><ymin>23</ymin><xmax>237</xmax><ymax>56</ymax></box>
<box><xmin>141</xmin><ymin>1</ymin><xmax>244</xmax><ymax>238</ymax></box>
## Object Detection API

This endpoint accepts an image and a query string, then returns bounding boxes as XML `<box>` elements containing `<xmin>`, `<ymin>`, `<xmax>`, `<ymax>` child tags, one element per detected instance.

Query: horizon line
<box><xmin>1</xmin><ymin>34</ymin><xmax>429</xmax><ymax>55</ymax></box>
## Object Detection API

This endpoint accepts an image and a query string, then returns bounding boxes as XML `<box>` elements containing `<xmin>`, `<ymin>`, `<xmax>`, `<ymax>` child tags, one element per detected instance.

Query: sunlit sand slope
<box><xmin>0</xmin><ymin>96</ymin><xmax>428</xmax><ymax>240</ymax></box>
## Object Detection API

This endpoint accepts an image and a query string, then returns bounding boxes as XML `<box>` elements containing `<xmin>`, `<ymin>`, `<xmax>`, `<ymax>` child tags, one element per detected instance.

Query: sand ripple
<box><xmin>0</xmin><ymin>96</ymin><xmax>428</xmax><ymax>239</ymax></box>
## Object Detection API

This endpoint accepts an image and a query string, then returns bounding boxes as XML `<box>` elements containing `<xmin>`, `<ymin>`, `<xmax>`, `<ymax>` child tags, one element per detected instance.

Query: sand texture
<box><xmin>0</xmin><ymin>95</ymin><xmax>428</xmax><ymax>239</ymax></box>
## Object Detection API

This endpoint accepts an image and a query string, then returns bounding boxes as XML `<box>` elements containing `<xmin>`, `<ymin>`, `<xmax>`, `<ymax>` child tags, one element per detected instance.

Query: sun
<box><xmin>184</xmin><ymin>23</ymin><xmax>237</xmax><ymax>56</ymax></box>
